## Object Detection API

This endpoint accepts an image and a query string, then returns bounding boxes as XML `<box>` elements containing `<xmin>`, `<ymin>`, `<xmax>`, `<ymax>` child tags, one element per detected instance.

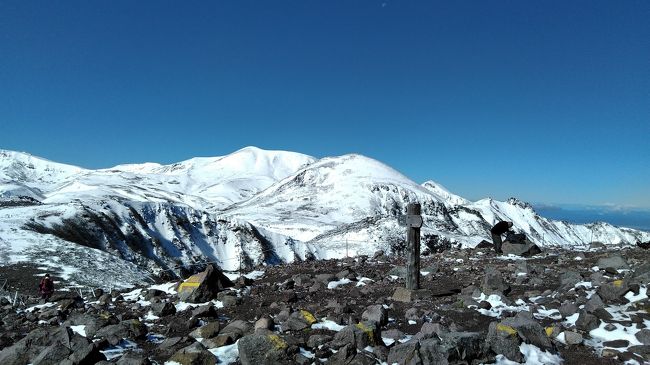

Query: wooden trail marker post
<box><xmin>393</xmin><ymin>202</ymin><xmax>428</xmax><ymax>302</ymax></box>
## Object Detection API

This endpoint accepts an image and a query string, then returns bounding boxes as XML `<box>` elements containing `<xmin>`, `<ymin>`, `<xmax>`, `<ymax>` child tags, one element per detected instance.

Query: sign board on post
<box><xmin>398</xmin><ymin>214</ymin><xmax>423</xmax><ymax>228</ymax></box>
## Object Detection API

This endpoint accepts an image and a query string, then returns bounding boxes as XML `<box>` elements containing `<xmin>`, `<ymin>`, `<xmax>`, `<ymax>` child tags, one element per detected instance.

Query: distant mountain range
<box><xmin>534</xmin><ymin>204</ymin><xmax>650</xmax><ymax>232</ymax></box>
<box><xmin>1</xmin><ymin>147</ymin><xmax>648</xmax><ymax>288</ymax></box>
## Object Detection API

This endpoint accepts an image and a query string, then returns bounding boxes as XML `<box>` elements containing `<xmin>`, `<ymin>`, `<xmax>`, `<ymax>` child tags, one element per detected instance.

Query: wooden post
<box><xmin>406</xmin><ymin>203</ymin><xmax>421</xmax><ymax>290</ymax></box>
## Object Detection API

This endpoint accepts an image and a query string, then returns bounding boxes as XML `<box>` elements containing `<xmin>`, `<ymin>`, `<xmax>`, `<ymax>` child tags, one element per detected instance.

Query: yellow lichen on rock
<box><xmin>355</xmin><ymin>322</ymin><xmax>375</xmax><ymax>344</ymax></box>
<box><xmin>300</xmin><ymin>310</ymin><xmax>317</xmax><ymax>325</ymax></box>
<box><xmin>496</xmin><ymin>323</ymin><xmax>518</xmax><ymax>336</ymax></box>
<box><xmin>613</xmin><ymin>280</ymin><xmax>624</xmax><ymax>288</ymax></box>
<box><xmin>268</xmin><ymin>334</ymin><xmax>287</xmax><ymax>350</ymax></box>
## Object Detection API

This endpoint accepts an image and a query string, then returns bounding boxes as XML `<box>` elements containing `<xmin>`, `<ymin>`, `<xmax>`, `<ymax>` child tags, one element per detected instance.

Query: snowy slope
<box><xmin>1</xmin><ymin>147</ymin><xmax>649</xmax><ymax>287</ymax></box>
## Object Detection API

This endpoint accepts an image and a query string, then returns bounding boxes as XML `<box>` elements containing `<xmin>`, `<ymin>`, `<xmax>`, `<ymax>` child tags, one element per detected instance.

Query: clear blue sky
<box><xmin>1</xmin><ymin>1</ymin><xmax>649</xmax><ymax>207</ymax></box>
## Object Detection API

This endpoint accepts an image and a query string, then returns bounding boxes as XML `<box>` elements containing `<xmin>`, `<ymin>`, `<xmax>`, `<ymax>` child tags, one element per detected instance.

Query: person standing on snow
<box><xmin>490</xmin><ymin>221</ymin><xmax>514</xmax><ymax>254</ymax></box>
<box><xmin>39</xmin><ymin>273</ymin><xmax>54</xmax><ymax>300</ymax></box>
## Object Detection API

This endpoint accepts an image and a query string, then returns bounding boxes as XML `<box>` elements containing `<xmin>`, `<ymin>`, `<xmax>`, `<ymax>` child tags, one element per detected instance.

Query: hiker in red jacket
<box><xmin>490</xmin><ymin>221</ymin><xmax>514</xmax><ymax>254</ymax></box>
<box><xmin>39</xmin><ymin>273</ymin><xmax>54</xmax><ymax>300</ymax></box>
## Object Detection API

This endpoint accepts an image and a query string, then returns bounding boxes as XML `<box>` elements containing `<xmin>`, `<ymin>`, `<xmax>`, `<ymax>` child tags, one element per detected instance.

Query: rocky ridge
<box><xmin>2</xmin><ymin>244</ymin><xmax>650</xmax><ymax>364</ymax></box>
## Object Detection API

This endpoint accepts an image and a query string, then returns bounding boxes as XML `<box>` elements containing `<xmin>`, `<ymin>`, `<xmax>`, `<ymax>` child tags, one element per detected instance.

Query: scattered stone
<box><xmin>635</xmin><ymin>329</ymin><xmax>650</xmax><ymax>345</ymax></box>
<box><xmin>189</xmin><ymin>322</ymin><xmax>221</xmax><ymax>340</ymax></box>
<box><xmin>169</xmin><ymin>342</ymin><xmax>216</xmax><ymax>365</ymax></box>
<box><xmin>177</xmin><ymin>265</ymin><xmax>234</xmax><ymax>303</ymax></box>
<box><xmin>482</xmin><ymin>267</ymin><xmax>510</xmax><ymax>295</ymax></box>
<box><xmin>238</xmin><ymin>333</ymin><xmax>292</xmax><ymax>365</ymax></box>
<box><xmin>284</xmin><ymin>310</ymin><xmax>317</xmax><ymax>332</ymax></box>
<box><xmin>486</xmin><ymin>322</ymin><xmax>523</xmax><ymax>363</ymax></box>
<box><xmin>361</xmin><ymin>304</ymin><xmax>388</xmax><ymax>326</ymax></box>
<box><xmin>564</xmin><ymin>331</ymin><xmax>583</xmax><ymax>345</ymax></box>
<box><xmin>151</xmin><ymin>301</ymin><xmax>176</xmax><ymax>317</ymax></box>
<box><xmin>575</xmin><ymin>311</ymin><xmax>600</xmax><ymax>332</ymax></box>
<box><xmin>596</xmin><ymin>255</ymin><xmax>629</xmax><ymax>270</ymax></box>
<box><xmin>603</xmin><ymin>339</ymin><xmax>630</xmax><ymax>348</ymax></box>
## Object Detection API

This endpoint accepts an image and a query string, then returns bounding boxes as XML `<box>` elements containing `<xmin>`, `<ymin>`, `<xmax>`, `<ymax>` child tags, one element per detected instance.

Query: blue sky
<box><xmin>1</xmin><ymin>1</ymin><xmax>649</xmax><ymax>207</ymax></box>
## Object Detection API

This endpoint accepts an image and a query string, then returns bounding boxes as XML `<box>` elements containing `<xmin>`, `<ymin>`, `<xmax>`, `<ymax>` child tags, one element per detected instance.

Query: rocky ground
<box><xmin>1</xmin><ymin>243</ymin><xmax>650</xmax><ymax>364</ymax></box>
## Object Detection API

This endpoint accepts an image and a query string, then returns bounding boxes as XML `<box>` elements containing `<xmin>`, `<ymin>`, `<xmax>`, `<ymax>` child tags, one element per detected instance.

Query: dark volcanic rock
<box><xmin>238</xmin><ymin>333</ymin><xmax>292</xmax><ymax>365</ymax></box>
<box><xmin>177</xmin><ymin>265</ymin><xmax>234</xmax><ymax>303</ymax></box>
<box><xmin>169</xmin><ymin>342</ymin><xmax>216</xmax><ymax>365</ymax></box>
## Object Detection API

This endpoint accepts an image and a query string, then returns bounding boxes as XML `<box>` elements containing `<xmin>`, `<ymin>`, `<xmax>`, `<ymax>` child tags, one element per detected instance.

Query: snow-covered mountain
<box><xmin>1</xmin><ymin>147</ymin><xmax>648</xmax><ymax>288</ymax></box>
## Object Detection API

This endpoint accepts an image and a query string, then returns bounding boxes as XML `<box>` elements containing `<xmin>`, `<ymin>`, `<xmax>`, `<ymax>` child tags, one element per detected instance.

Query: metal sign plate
<box><xmin>398</xmin><ymin>214</ymin><xmax>423</xmax><ymax>228</ymax></box>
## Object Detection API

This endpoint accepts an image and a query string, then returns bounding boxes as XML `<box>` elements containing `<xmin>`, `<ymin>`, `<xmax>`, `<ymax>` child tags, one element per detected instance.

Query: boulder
<box><xmin>151</xmin><ymin>301</ymin><xmax>176</xmax><ymax>317</ymax></box>
<box><xmin>169</xmin><ymin>342</ymin><xmax>216</xmax><ymax>365</ymax></box>
<box><xmin>333</xmin><ymin>322</ymin><xmax>380</xmax><ymax>350</ymax></box>
<box><xmin>189</xmin><ymin>322</ymin><xmax>221</xmax><ymax>340</ymax></box>
<box><xmin>597</xmin><ymin>280</ymin><xmax>629</xmax><ymax>303</ymax></box>
<box><xmin>559</xmin><ymin>301</ymin><xmax>578</xmax><ymax>318</ymax></box>
<box><xmin>177</xmin><ymin>265</ymin><xmax>234</xmax><ymax>303</ymax></box>
<box><xmin>361</xmin><ymin>304</ymin><xmax>388</xmax><ymax>327</ymax></box>
<box><xmin>94</xmin><ymin>320</ymin><xmax>148</xmax><ymax>345</ymax></box>
<box><xmin>501</xmin><ymin>241</ymin><xmax>542</xmax><ymax>257</ymax></box>
<box><xmin>220</xmin><ymin>319</ymin><xmax>251</xmax><ymax>340</ymax></box>
<box><xmin>238</xmin><ymin>333</ymin><xmax>292</xmax><ymax>365</ymax></box>
<box><xmin>558</xmin><ymin>271</ymin><xmax>582</xmax><ymax>291</ymax></box>
<box><xmin>482</xmin><ymin>267</ymin><xmax>510</xmax><ymax>295</ymax></box>
<box><xmin>635</xmin><ymin>329</ymin><xmax>650</xmax><ymax>345</ymax></box>
<box><xmin>564</xmin><ymin>331</ymin><xmax>583</xmax><ymax>345</ymax></box>
<box><xmin>596</xmin><ymin>255</ymin><xmax>630</xmax><ymax>270</ymax></box>
<box><xmin>0</xmin><ymin>327</ymin><xmax>73</xmax><ymax>365</ymax></box>
<box><xmin>486</xmin><ymin>322</ymin><xmax>523</xmax><ymax>363</ymax></box>
<box><xmin>501</xmin><ymin>312</ymin><xmax>553</xmax><ymax>350</ymax></box>
<box><xmin>116</xmin><ymin>351</ymin><xmax>152</xmax><ymax>365</ymax></box>
<box><xmin>584</xmin><ymin>294</ymin><xmax>605</xmax><ymax>313</ymax></box>
<box><xmin>284</xmin><ymin>310</ymin><xmax>317</xmax><ymax>332</ymax></box>
<box><xmin>32</xmin><ymin>342</ymin><xmax>72</xmax><ymax>365</ymax></box>
<box><xmin>575</xmin><ymin>311</ymin><xmax>600</xmax><ymax>332</ymax></box>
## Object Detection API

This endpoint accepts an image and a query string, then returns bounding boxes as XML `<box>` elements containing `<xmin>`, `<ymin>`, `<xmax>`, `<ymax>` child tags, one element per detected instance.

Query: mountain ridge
<box><xmin>1</xmin><ymin>147</ymin><xmax>648</xmax><ymax>286</ymax></box>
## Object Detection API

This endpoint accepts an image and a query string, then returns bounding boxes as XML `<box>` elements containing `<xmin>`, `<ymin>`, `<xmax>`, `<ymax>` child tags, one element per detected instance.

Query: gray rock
<box><xmin>333</xmin><ymin>322</ymin><xmax>380</xmax><ymax>350</ymax></box>
<box><xmin>559</xmin><ymin>301</ymin><xmax>578</xmax><ymax>318</ymax></box>
<box><xmin>603</xmin><ymin>339</ymin><xmax>630</xmax><ymax>348</ymax></box>
<box><xmin>307</xmin><ymin>334</ymin><xmax>332</xmax><ymax>349</ymax></box>
<box><xmin>169</xmin><ymin>342</ymin><xmax>216</xmax><ymax>365</ymax></box>
<box><xmin>361</xmin><ymin>304</ymin><xmax>388</xmax><ymax>326</ymax></box>
<box><xmin>151</xmin><ymin>301</ymin><xmax>176</xmax><ymax>317</ymax></box>
<box><xmin>387</xmin><ymin>267</ymin><xmax>407</xmax><ymax>279</ymax></box>
<box><xmin>32</xmin><ymin>342</ymin><xmax>72</xmax><ymax>365</ymax></box>
<box><xmin>0</xmin><ymin>327</ymin><xmax>73</xmax><ymax>365</ymax></box>
<box><xmin>596</xmin><ymin>255</ymin><xmax>630</xmax><ymax>270</ymax></box>
<box><xmin>387</xmin><ymin>341</ymin><xmax>424</xmax><ymax>364</ymax></box>
<box><xmin>94</xmin><ymin>320</ymin><xmax>148</xmax><ymax>345</ymax></box>
<box><xmin>564</xmin><ymin>331</ymin><xmax>583</xmax><ymax>345</ymax></box>
<box><xmin>486</xmin><ymin>322</ymin><xmax>523</xmax><ymax>363</ymax></box>
<box><xmin>575</xmin><ymin>311</ymin><xmax>600</xmax><ymax>332</ymax></box>
<box><xmin>115</xmin><ymin>351</ymin><xmax>151</xmax><ymax>365</ymax></box>
<box><xmin>501</xmin><ymin>312</ymin><xmax>553</xmax><ymax>350</ymax></box>
<box><xmin>381</xmin><ymin>329</ymin><xmax>405</xmax><ymax>341</ymax></box>
<box><xmin>191</xmin><ymin>304</ymin><xmax>218</xmax><ymax>319</ymax></box>
<box><xmin>636</xmin><ymin>329</ymin><xmax>650</xmax><ymax>345</ymax></box>
<box><xmin>190</xmin><ymin>322</ymin><xmax>221</xmax><ymax>340</ymax></box>
<box><xmin>177</xmin><ymin>265</ymin><xmax>234</xmax><ymax>303</ymax></box>
<box><xmin>501</xmin><ymin>241</ymin><xmax>542</xmax><ymax>257</ymax></box>
<box><xmin>558</xmin><ymin>271</ymin><xmax>582</xmax><ymax>291</ymax></box>
<box><xmin>388</xmin><ymin>331</ymin><xmax>485</xmax><ymax>365</ymax></box>
<box><xmin>482</xmin><ymin>267</ymin><xmax>510</xmax><ymax>295</ymax></box>
<box><xmin>220</xmin><ymin>319</ymin><xmax>251</xmax><ymax>339</ymax></box>
<box><xmin>238</xmin><ymin>333</ymin><xmax>292</xmax><ymax>365</ymax></box>
<box><xmin>597</xmin><ymin>280</ymin><xmax>629</xmax><ymax>303</ymax></box>
<box><xmin>284</xmin><ymin>310</ymin><xmax>317</xmax><ymax>332</ymax></box>
<box><xmin>314</xmin><ymin>273</ymin><xmax>336</xmax><ymax>283</ymax></box>
<box><xmin>68</xmin><ymin>340</ymin><xmax>106</xmax><ymax>365</ymax></box>
<box><xmin>584</xmin><ymin>294</ymin><xmax>605</xmax><ymax>313</ymax></box>
<box><xmin>254</xmin><ymin>316</ymin><xmax>274</xmax><ymax>332</ymax></box>
<box><xmin>220</xmin><ymin>295</ymin><xmax>239</xmax><ymax>308</ymax></box>
<box><xmin>593</xmin><ymin>308</ymin><xmax>614</xmax><ymax>321</ymax></box>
